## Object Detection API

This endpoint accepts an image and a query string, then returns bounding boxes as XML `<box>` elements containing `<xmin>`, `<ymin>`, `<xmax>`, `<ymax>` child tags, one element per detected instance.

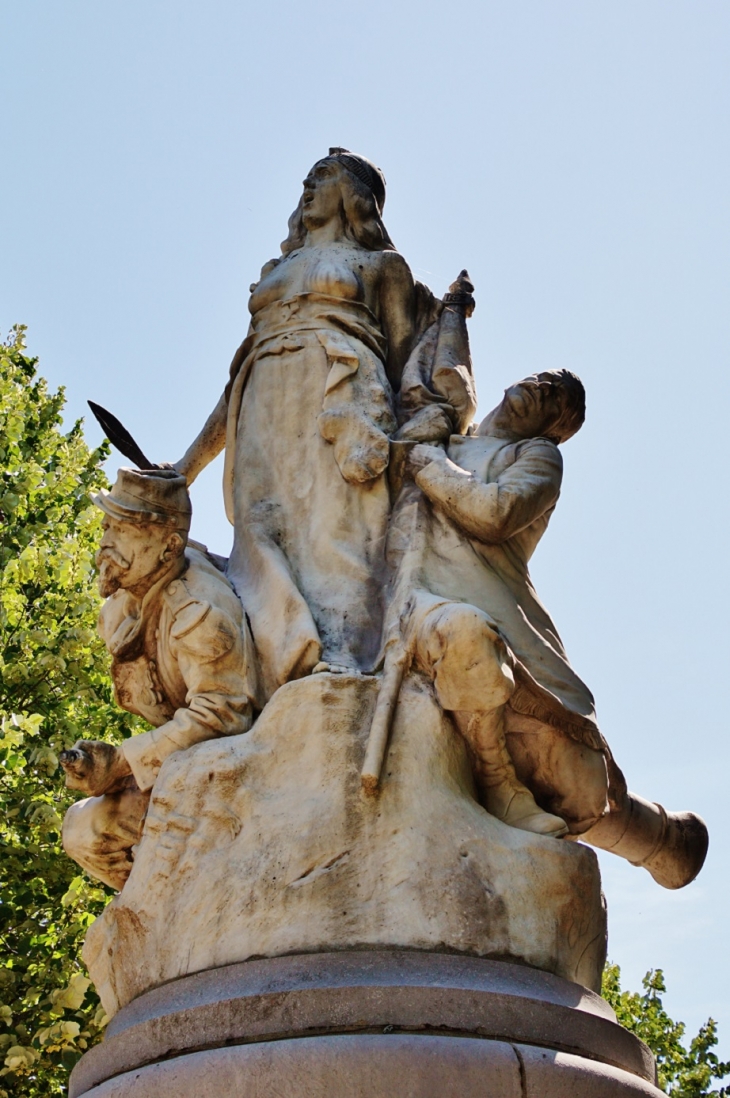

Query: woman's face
<box><xmin>301</xmin><ymin>160</ymin><xmax>343</xmax><ymax>228</ymax></box>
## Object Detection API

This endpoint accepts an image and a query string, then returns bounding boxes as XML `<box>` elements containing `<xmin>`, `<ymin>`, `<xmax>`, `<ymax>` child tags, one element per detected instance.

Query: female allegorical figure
<box><xmin>173</xmin><ymin>149</ymin><xmax>457</xmax><ymax>700</ymax></box>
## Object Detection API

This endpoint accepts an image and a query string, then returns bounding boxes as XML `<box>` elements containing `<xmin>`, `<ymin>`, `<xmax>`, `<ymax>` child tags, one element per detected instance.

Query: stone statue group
<box><xmin>60</xmin><ymin>148</ymin><xmax>706</xmax><ymax>898</ymax></box>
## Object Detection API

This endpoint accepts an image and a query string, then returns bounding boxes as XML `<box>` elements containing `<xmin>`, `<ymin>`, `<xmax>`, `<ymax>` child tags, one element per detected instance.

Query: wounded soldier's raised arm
<box><xmin>415</xmin><ymin>439</ymin><xmax>563</xmax><ymax>544</ymax></box>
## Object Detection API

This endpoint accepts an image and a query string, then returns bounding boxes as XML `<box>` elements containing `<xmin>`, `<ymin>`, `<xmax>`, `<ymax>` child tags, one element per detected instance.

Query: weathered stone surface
<box><xmin>73</xmin><ymin>1036</ymin><xmax>524</xmax><ymax>1098</ymax></box>
<box><xmin>517</xmin><ymin>1044</ymin><xmax>665</xmax><ymax>1096</ymax></box>
<box><xmin>83</xmin><ymin>674</ymin><xmax>606</xmax><ymax>1017</ymax></box>
<box><xmin>69</xmin><ymin>952</ymin><xmax>654</xmax><ymax>1098</ymax></box>
<box><xmin>72</xmin><ymin>1036</ymin><xmax>664</xmax><ymax>1098</ymax></box>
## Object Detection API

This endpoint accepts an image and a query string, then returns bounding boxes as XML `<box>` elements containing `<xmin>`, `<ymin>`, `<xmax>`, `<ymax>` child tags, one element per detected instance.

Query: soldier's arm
<box><xmin>121</xmin><ymin>601</ymin><xmax>255</xmax><ymax>792</ymax></box>
<box><xmin>414</xmin><ymin>439</ymin><xmax>563</xmax><ymax>544</ymax></box>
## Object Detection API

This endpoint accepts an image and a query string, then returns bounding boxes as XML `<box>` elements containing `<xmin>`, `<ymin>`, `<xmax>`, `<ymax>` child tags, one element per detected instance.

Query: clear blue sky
<box><xmin>2</xmin><ymin>0</ymin><xmax>729</xmax><ymax>1051</ymax></box>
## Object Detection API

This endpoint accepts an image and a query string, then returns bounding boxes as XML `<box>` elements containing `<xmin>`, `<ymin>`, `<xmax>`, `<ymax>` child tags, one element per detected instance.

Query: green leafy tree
<box><xmin>603</xmin><ymin>963</ymin><xmax>730</xmax><ymax>1096</ymax></box>
<box><xmin>0</xmin><ymin>326</ymin><xmax>140</xmax><ymax>1096</ymax></box>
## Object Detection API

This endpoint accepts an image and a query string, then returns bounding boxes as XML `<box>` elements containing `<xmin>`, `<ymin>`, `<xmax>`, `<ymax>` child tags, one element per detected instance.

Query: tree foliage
<box><xmin>603</xmin><ymin>963</ymin><xmax>730</xmax><ymax>1096</ymax></box>
<box><xmin>0</xmin><ymin>326</ymin><xmax>140</xmax><ymax>1096</ymax></box>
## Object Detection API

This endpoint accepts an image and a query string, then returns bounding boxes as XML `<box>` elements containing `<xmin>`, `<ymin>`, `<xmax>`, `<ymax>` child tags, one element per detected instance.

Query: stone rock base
<box><xmin>84</xmin><ymin>674</ymin><xmax>606</xmax><ymax>1017</ymax></box>
<box><xmin>69</xmin><ymin>952</ymin><xmax>662</xmax><ymax>1098</ymax></box>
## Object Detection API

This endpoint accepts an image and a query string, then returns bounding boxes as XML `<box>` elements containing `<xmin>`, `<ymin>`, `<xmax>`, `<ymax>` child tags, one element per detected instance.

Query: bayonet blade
<box><xmin>87</xmin><ymin>401</ymin><xmax>158</xmax><ymax>470</ymax></box>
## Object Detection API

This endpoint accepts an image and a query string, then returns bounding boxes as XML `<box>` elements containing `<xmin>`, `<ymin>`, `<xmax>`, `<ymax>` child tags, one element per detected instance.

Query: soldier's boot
<box><xmin>581</xmin><ymin>792</ymin><xmax>708</xmax><ymax>889</ymax></box>
<box><xmin>578</xmin><ymin>753</ymin><xmax>708</xmax><ymax>888</ymax></box>
<box><xmin>459</xmin><ymin>711</ymin><xmax>569</xmax><ymax>838</ymax></box>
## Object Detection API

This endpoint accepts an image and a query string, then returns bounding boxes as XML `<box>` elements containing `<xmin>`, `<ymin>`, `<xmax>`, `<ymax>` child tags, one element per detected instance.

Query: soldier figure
<box><xmin>401</xmin><ymin>370</ymin><xmax>707</xmax><ymax>888</ymax></box>
<box><xmin>61</xmin><ymin>469</ymin><xmax>257</xmax><ymax>891</ymax></box>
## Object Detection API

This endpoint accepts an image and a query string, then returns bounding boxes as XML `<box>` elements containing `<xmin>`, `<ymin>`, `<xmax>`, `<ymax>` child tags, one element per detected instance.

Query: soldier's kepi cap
<box><xmin>92</xmin><ymin>468</ymin><xmax>192</xmax><ymax>532</ymax></box>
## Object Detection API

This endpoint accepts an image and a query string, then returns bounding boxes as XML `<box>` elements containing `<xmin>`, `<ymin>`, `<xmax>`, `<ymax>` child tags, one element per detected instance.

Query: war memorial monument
<box><xmin>58</xmin><ymin>148</ymin><xmax>708</xmax><ymax>1096</ymax></box>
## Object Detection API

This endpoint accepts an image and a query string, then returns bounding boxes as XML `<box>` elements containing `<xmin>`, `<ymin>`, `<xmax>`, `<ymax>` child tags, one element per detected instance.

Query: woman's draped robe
<box><xmin>224</xmin><ymin>289</ymin><xmax>406</xmax><ymax>701</ymax></box>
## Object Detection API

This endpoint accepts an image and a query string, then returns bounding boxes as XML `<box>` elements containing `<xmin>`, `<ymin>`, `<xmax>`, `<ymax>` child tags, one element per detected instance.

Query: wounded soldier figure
<box><xmin>60</xmin><ymin>468</ymin><xmax>258</xmax><ymax>891</ymax></box>
<box><xmin>399</xmin><ymin>369</ymin><xmax>707</xmax><ymax>889</ymax></box>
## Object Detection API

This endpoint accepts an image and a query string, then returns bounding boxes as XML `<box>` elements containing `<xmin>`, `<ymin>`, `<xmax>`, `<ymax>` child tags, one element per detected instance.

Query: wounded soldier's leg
<box><xmin>504</xmin><ymin>713</ymin><xmax>609</xmax><ymax>834</ymax></box>
<box><xmin>453</xmin><ymin>710</ymin><xmax>568</xmax><ymax>837</ymax></box>
<box><xmin>414</xmin><ymin>603</ymin><xmax>567</xmax><ymax>837</ymax></box>
<box><xmin>62</xmin><ymin>784</ymin><xmax>150</xmax><ymax>892</ymax></box>
<box><xmin>415</xmin><ymin>603</ymin><xmax>515</xmax><ymax>713</ymax></box>
<box><xmin>578</xmin><ymin>754</ymin><xmax>709</xmax><ymax>890</ymax></box>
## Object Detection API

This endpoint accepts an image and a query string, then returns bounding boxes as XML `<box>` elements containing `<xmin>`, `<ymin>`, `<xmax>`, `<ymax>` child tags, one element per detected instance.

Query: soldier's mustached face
<box><xmin>96</xmin><ymin>545</ymin><xmax>131</xmax><ymax>597</ymax></box>
<box><xmin>96</xmin><ymin>516</ymin><xmax>179</xmax><ymax>598</ymax></box>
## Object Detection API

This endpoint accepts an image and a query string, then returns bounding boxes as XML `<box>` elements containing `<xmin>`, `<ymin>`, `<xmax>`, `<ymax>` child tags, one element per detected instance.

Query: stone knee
<box><xmin>416</xmin><ymin>602</ymin><xmax>515</xmax><ymax>713</ymax></box>
<box><xmin>62</xmin><ymin>787</ymin><xmax>150</xmax><ymax>892</ymax></box>
<box><xmin>553</xmin><ymin>744</ymin><xmax>609</xmax><ymax>831</ymax></box>
<box><xmin>62</xmin><ymin>796</ymin><xmax>99</xmax><ymax>869</ymax></box>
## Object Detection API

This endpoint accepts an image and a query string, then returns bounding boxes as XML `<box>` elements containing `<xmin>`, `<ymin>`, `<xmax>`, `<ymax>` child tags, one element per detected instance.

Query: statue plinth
<box><xmin>69</xmin><ymin>952</ymin><xmax>662</xmax><ymax>1097</ymax></box>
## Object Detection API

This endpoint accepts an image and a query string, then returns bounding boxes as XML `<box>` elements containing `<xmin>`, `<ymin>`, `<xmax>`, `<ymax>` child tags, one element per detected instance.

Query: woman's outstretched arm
<box><xmin>174</xmin><ymin>391</ymin><xmax>228</xmax><ymax>485</ymax></box>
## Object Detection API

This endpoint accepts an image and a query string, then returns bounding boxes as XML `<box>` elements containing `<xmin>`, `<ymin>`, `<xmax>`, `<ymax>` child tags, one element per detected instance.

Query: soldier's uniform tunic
<box><xmin>62</xmin><ymin>548</ymin><xmax>256</xmax><ymax>889</ymax></box>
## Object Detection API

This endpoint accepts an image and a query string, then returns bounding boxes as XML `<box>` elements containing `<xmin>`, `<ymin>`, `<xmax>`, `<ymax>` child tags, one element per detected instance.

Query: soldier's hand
<box><xmin>407</xmin><ymin>443</ymin><xmax>446</xmax><ymax>476</ymax></box>
<box><xmin>59</xmin><ymin>740</ymin><xmax>132</xmax><ymax>796</ymax></box>
<box><xmin>394</xmin><ymin>406</ymin><xmax>453</xmax><ymax>445</ymax></box>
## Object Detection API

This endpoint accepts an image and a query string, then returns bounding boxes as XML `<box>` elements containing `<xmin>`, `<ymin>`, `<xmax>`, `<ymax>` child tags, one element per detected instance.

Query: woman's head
<box><xmin>282</xmin><ymin>148</ymin><xmax>395</xmax><ymax>254</ymax></box>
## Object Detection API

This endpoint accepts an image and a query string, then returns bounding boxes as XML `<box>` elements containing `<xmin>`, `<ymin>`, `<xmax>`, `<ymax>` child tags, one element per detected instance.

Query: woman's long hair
<box><xmin>281</xmin><ymin>163</ymin><xmax>395</xmax><ymax>255</ymax></box>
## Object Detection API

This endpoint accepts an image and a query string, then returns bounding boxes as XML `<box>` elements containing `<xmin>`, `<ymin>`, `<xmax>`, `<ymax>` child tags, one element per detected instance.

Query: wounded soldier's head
<box><xmin>92</xmin><ymin>469</ymin><xmax>191</xmax><ymax>598</ymax></box>
<box><xmin>479</xmin><ymin>369</ymin><xmax>586</xmax><ymax>445</ymax></box>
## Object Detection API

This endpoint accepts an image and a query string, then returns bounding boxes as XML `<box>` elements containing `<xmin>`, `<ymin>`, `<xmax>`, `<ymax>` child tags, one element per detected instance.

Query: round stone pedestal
<box><xmin>69</xmin><ymin>952</ymin><xmax>663</xmax><ymax>1097</ymax></box>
